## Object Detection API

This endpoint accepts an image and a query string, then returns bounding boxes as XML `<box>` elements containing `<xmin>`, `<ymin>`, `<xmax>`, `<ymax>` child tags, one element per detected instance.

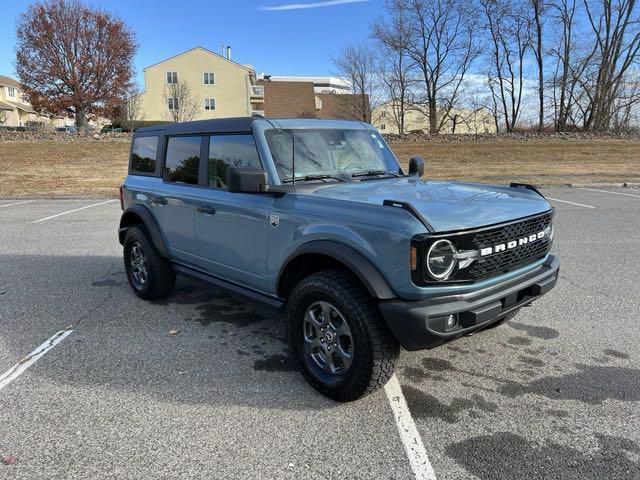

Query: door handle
<box><xmin>197</xmin><ymin>205</ymin><xmax>216</xmax><ymax>215</ymax></box>
<box><xmin>150</xmin><ymin>196</ymin><xmax>167</xmax><ymax>206</ymax></box>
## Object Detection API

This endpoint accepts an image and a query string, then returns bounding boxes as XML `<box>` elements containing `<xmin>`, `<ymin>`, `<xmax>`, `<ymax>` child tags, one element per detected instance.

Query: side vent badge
<box><xmin>270</xmin><ymin>215</ymin><xmax>280</xmax><ymax>229</ymax></box>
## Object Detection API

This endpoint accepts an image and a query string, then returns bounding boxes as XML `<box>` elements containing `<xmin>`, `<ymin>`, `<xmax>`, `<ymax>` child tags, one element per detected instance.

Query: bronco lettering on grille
<box><xmin>479</xmin><ymin>230</ymin><xmax>547</xmax><ymax>257</ymax></box>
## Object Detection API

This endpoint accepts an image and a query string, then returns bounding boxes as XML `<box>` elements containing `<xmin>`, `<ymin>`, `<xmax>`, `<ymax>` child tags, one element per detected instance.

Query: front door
<box><xmin>192</xmin><ymin>134</ymin><xmax>269</xmax><ymax>292</ymax></box>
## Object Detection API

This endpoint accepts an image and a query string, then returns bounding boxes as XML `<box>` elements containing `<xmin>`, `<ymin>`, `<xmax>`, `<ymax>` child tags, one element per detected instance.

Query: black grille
<box><xmin>414</xmin><ymin>211</ymin><xmax>554</xmax><ymax>285</ymax></box>
<box><xmin>468</xmin><ymin>212</ymin><xmax>553</xmax><ymax>280</ymax></box>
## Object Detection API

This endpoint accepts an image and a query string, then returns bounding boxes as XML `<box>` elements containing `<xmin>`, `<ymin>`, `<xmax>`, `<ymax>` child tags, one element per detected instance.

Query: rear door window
<box><xmin>207</xmin><ymin>135</ymin><xmax>261</xmax><ymax>188</ymax></box>
<box><xmin>130</xmin><ymin>136</ymin><xmax>158</xmax><ymax>174</ymax></box>
<box><xmin>165</xmin><ymin>136</ymin><xmax>201</xmax><ymax>185</ymax></box>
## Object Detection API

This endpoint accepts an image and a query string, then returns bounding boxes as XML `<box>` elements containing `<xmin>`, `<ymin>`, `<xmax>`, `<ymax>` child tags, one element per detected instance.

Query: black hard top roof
<box><xmin>135</xmin><ymin>117</ymin><xmax>257</xmax><ymax>136</ymax></box>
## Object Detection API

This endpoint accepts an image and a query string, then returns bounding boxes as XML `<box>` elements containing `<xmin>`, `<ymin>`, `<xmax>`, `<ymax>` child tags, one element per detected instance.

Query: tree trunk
<box><xmin>75</xmin><ymin>108</ymin><xmax>88</xmax><ymax>131</ymax></box>
<box><xmin>428</xmin><ymin>99</ymin><xmax>438</xmax><ymax>134</ymax></box>
<box><xmin>533</xmin><ymin>0</ymin><xmax>544</xmax><ymax>131</ymax></box>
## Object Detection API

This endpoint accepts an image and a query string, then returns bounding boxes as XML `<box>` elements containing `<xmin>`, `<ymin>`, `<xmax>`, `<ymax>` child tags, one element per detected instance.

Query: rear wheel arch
<box><xmin>118</xmin><ymin>205</ymin><xmax>168</xmax><ymax>258</ymax></box>
<box><xmin>277</xmin><ymin>241</ymin><xmax>397</xmax><ymax>301</ymax></box>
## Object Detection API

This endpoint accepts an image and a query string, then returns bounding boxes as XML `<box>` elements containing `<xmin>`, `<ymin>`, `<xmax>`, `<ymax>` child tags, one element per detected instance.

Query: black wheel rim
<box><xmin>303</xmin><ymin>301</ymin><xmax>354</xmax><ymax>375</ymax></box>
<box><xmin>129</xmin><ymin>241</ymin><xmax>148</xmax><ymax>289</ymax></box>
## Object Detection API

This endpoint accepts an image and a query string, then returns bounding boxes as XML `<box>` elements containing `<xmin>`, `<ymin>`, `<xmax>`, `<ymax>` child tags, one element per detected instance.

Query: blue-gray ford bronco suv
<box><xmin>119</xmin><ymin>117</ymin><xmax>559</xmax><ymax>401</ymax></box>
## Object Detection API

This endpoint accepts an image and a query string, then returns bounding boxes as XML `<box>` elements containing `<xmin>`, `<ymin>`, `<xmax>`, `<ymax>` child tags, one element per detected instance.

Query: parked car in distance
<box><xmin>118</xmin><ymin>117</ymin><xmax>559</xmax><ymax>401</ymax></box>
<box><xmin>101</xmin><ymin>124</ymin><xmax>123</xmax><ymax>133</ymax></box>
<box><xmin>56</xmin><ymin>125</ymin><xmax>77</xmax><ymax>133</ymax></box>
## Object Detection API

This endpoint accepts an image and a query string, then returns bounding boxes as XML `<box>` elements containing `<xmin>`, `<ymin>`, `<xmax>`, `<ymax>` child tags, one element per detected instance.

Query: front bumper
<box><xmin>379</xmin><ymin>255</ymin><xmax>560</xmax><ymax>351</ymax></box>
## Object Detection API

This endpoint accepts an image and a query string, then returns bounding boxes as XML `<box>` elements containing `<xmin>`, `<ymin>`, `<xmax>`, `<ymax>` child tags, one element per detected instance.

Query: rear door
<box><xmin>191</xmin><ymin>134</ymin><xmax>270</xmax><ymax>292</ymax></box>
<box><xmin>151</xmin><ymin>135</ymin><xmax>205</xmax><ymax>265</ymax></box>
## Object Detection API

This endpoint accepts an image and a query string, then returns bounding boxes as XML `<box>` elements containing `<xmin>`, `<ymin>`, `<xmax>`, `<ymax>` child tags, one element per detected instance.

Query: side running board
<box><xmin>510</xmin><ymin>182</ymin><xmax>545</xmax><ymax>198</ymax></box>
<box><xmin>383</xmin><ymin>199</ymin><xmax>435</xmax><ymax>232</ymax></box>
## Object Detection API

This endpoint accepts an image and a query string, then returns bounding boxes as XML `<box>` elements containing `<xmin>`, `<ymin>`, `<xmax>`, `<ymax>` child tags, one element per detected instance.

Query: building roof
<box><xmin>0</xmin><ymin>99</ymin><xmax>15</xmax><ymax>111</ymax></box>
<box><xmin>11</xmin><ymin>101</ymin><xmax>36</xmax><ymax>114</ymax></box>
<box><xmin>143</xmin><ymin>46</ymin><xmax>254</xmax><ymax>73</ymax></box>
<box><xmin>0</xmin><ymin>75</ymin><xmax>20</xmax><ymax>88</ymax></box>
<box><xmin>267</xmin><ymin>76</ymin><xmax>351</xmax><ymax>88</ymax></box>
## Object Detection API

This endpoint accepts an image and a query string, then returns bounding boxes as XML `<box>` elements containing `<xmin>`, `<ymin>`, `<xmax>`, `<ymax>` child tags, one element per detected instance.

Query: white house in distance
<box><xmin>263</xmin><ymin>75</ymin><xmax>352</xmax><ymax>94</ymax></box>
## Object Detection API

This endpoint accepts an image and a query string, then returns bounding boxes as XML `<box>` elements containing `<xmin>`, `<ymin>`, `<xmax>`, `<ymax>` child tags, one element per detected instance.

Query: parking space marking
<box><xmin>0</xmin><ymin>200</ymin><xmax>34</xmax><ymax>209</ymax></box>
<box><xmin>385</xmin><ymin>375</ymin><xmax>437</xmax><ymax>480</ymax></box>
<box><xmin>31</xmin><ymin>199</ymin><xmax>117</xmax><ymax>223</ymax></box>
<box><xmin>579</xmin><ymin>187</ymin><xmax>640</xmax><ymax>198</ymax></box>
<box><xmin>0</xmin><ymin>329</ymin><xmax>73</xmax><ymax>392</ymax></box>
<box><xmin>546</xmin><ymin>197</ymin><xmax>596</xmax><ymax>209</ymax></box>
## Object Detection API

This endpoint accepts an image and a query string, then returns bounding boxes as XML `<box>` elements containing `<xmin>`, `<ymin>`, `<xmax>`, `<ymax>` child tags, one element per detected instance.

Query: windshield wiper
<box><xmin>351</xmin><ymin>170</ymin><xmax>402</xmax><ymax>178</ymax></box>
<box><xmin>282</xmin><ymin>174</ymin><xmax>347</xmax><ymax>184</ymax></box>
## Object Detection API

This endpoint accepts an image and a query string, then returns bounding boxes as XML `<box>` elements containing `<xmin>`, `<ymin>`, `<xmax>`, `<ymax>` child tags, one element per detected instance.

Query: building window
<box><xmin>204</xmin><ymin>98</ymin><xmax>216</xmax><ymax>111</ymax></box>
<box><xmin>7</xmin><ymin>87</ymin><xmax>15</xmax><ymax>97</ymax></box>
<box><xmin>380</xmin><ymin>124</ymin><xmax>386</xmax><ymax>130</ymax></box>
<box><xmin>167</xmin><ymin>97</ymin><xmax>178</xmax><ymax>110</ymax></box>
<box><xmin>166</xmin><ymin>72</ymin><xmax>178</xmax><ymax>84</ymax></box>
<box><xmin>380</xmin><ymin>111</ymin><xmax>386</xmax><ymax>118</ymax></box>
<box><xmin>203</xmin><ymin>72</ymin><xmax>215</xmax><ymax>85</ymax></box>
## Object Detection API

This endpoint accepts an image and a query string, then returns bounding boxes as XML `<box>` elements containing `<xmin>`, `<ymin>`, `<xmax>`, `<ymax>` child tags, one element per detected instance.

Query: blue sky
<box><xmin>0</xmin><ymin>0</ymin><xmax>381</xmax><ymax>84</ymax></box>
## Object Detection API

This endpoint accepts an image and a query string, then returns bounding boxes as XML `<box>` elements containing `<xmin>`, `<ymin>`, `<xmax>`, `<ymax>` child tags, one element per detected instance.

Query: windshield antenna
<box><xmin>291</xmin><ymin>131</ymin><xmax>296</xmax><ymax>188</ymax></box>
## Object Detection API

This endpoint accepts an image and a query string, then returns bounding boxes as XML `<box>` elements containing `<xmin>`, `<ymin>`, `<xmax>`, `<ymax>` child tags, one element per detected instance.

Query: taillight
<box><xmin>119</xmin><ymin>186</ymin><xmax>124</xmax><ymax>211</ymax></box>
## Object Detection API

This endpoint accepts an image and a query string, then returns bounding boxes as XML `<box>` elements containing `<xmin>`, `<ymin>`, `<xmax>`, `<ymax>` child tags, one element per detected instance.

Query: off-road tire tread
<box><xmin>287</xmin><ymin>270</ymin><xmax>399</xmax><ymax>402</ymax></box>
<box><xmin>123</xmin><ymin>225</ymin><xmax>175</xmax><ymax>300</ymax></box>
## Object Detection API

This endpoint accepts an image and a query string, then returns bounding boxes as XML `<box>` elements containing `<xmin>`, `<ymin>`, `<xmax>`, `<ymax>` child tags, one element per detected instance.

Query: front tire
<box><xmin>287</xmin><ymin>270</ymin><xmax>399</xmax><ymax>402</ymax></box>
<box><xmin>123</xmin><ymin>225</ymin><xmax>175</xmax><ymax>300</ymax></box>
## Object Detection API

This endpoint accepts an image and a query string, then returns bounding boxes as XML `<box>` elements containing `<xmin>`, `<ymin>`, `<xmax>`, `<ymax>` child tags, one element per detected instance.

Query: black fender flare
<box><xmin>278</xmin><ymin>240</ymin><xmax>397</xmax><ymax>300</ymax></box>
<box><xmin>118</xmin><ymin>205</ymin><xmax>169</xmax><ymax>258</ymax></box>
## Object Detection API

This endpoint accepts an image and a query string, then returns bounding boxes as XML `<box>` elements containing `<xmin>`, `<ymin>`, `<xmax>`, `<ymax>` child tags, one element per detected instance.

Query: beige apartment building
<box><xmin>136</xmin><ymin>46</ymin><xmax>264</xmax><ymax>121</ymax></box>
<box><xmin>0</xmin><ymin>75</ymin><xmax>39</xmax><ymax>127</ymax></box>
<box><xmin>373</xmin><ymin>101</ymin><xmax>496</xmax><ymax>135</ymax></box>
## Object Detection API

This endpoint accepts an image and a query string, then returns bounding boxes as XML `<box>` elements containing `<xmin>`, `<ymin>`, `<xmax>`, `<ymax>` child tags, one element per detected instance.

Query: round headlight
<box><xmin>426</xmin><ymin>239</ymin><xmax>457</xmax><ymax>280</ymax></box>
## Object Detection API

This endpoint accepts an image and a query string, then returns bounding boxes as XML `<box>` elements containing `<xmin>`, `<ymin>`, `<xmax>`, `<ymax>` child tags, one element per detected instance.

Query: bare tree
<box><xmin>529</xmin><ymin>0</ymin><xmax>546</xmax><ymax>130</ymax></box>
<box><xmin>124</xmin><ymin>84</ymin><xmax>143</xmax><ymax>131</ymax></box>
<box><xmin>372</xmin><ymin>0</ymin><xmax>415</xmax><ymax>134</ymax></box>
<box><xmin>333</xmin><ymin>42</ymin><xmax>376</xmax><ymax>122</ymax></box>
<box><xmin>397</xmin><ymin>0</ymin><xmax>480</xmax><ymax>133</ymax></box>
<box><xmin>582</xmin><ymin>0</ymin><xmax>640</xmax><ymax>131</ymax></box>
<box><xmin>164</xmin><ymin>80</ymin><xmax>200</xmax><ymax>123</ymax></box>
<box><xmin>482</xmin><ymin>0</ymin><xmax>532</xmax><ymax>132</ymax></box>
<box><xmin>549</xmin><ymin>0</ymin><xmax>578</xmax><ymax>131</ymax></box>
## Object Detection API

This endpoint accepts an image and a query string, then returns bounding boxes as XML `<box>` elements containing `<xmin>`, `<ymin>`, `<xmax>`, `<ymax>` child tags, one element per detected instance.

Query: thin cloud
<box><xmin>259</xmin><ymin>0</ymin><xmax>368</xmax><ymax>11</ymax></box>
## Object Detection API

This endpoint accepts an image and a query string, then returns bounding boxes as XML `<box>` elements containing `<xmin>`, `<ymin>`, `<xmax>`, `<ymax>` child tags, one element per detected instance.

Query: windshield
<box><xmin>265</xmin><ymin>128</ymin><xmax>401</xmax><ymax>182</ymax></box>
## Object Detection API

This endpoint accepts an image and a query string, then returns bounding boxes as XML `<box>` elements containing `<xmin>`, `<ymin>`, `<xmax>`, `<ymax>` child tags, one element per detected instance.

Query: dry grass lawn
<box><xmin>1</xmin><ymin>138</ymin><xmax>639</xmax><ymax>198</ymax></box>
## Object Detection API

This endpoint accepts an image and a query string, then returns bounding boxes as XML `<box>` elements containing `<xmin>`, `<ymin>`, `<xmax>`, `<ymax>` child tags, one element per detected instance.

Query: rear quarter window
<box><xmin>130</xmin><ymin>136</ymin><xmax>158</xmax><ymax>174</ymax></box>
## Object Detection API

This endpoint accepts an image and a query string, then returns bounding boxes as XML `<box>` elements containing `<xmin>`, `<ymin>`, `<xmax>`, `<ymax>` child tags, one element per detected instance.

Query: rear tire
<box><xmin>123</xmin><ymin>225</ymin><xmax>175</xmax><ymax>300</ymax></box>
<box><xmin>287</xmin><ymin>270</ymin><xmax>399</xmax><ymax>402</ymax></box>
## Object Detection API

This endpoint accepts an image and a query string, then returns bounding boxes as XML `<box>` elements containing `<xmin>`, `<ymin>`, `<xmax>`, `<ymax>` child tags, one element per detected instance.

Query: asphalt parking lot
<box><xmin>1</xmin><ymin>187</ymin><xmax>639</xmax><ymax>479</ymax></box>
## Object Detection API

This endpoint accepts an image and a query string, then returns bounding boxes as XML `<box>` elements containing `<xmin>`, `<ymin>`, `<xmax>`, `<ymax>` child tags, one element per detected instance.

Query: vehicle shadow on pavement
<box><xmin>446</xmin><ymin>431</ymin><xmax>640</xmax><ymax>480</ymax></box>
<box><xmin>2</xmin><ymin>254</ymin><xmax>379</xmax><ymax>410</ymax></box>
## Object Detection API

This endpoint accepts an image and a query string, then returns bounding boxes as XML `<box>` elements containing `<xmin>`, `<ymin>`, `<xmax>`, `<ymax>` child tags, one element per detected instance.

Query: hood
<box><xmin>301</xmin><ymin>178</ymin><xmax>551</xmax><ymax>232</ymax></box>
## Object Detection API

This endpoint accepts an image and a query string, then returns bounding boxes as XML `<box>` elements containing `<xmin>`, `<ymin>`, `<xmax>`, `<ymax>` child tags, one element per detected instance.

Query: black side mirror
<box><xmin>409</xmin><ymin>156</ymin><xmax>425</xmax><ymax>177</ymax></box>
<box><xmin>227</xmin><ymin>167</ymin><xmax>268</xmax><ymax>193</ymax></box>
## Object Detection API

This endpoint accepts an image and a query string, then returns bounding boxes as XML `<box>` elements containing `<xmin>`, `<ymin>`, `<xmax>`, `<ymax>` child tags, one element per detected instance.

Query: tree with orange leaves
<box><xmin>16</xmin><ymin>0</ymin><xmax>136</xmax><ymax>130</ymax></box>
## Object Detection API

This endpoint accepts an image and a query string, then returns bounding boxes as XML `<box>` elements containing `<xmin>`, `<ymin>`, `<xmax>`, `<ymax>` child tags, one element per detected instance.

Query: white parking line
<box><xmin>0</xmin><ymin>329</ymin><xmax>73</xmax><ymax>392</ymax></box>
<box><xmin>546</xmin><ymin>197</ymin><xmax>596</xmax><ymax>209</ymax></box>
<box><xmin>385</xmin><ymin>375</ymin><xmax>437</xmax><ymax>480</ymax></box>
<box><xmin>31</xmin><ymin>199</ymin><xmax>117</xmax><ymax>223</ymax></box>
<box><xmin>579</xmin><ymin>187</ymin><xmax>640</xmax><ymax>198</ymax></box>
<box><xmin>0</xmin><ymin>200</ymin><xmax>34</xmax><ymax>209</ymax></box>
